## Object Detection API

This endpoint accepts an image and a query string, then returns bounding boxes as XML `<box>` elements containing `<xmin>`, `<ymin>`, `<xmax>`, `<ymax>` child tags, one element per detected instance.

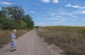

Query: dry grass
<box><xmin>0</xmin><ymin>30</ymin><xmax>29</xmax><ymax>48</ymax></box>
<box><xmin>38</xmin><ymin>26</ymin><xmax>85</xmax><ymax>55</ymax></box>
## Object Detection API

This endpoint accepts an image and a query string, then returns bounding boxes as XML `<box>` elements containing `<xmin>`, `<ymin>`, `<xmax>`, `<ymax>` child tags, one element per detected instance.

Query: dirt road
<box><xmin>0</xmin><ymin>30</ymin><xmax>64</xmax><ymax>55</ymax></box>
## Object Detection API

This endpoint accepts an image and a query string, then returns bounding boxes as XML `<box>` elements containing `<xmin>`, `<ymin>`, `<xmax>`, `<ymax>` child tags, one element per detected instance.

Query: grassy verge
<box><xmin>38</xmin><ymin>26</ymin><xmax>85</xmax><ymax>55</ymax></box>
<box><xmin>0</xmin><ymin>29</ymin><xmax>29</xmax><ymax>48</ymax></box>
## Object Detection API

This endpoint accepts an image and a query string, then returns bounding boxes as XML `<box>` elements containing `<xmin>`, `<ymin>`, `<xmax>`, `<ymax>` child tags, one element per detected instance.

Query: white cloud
<box><xmin>72</xmin><ymin>5</ymin><xmax>80</xmax><ymax>9</ymax></box>
<box><xmin>0</xmin><ymin>8</ymin><xmax>1</xmax><ymax>10</ymax></box>
<box><xmin>50</xmin><ymin>13</ymin><xmax>55</xmax><ymax>16</ymax></box>
<box><xmin>80</xmin><ymin>10</ymin><xmax>85</xmax><ymax>14</ymax></box>
<box><xmin>49</xmin><ymin>12</ymin><xmax>56</xmax><ymax>16</ymax></box>
<box><xmin>54</xmin><ymin>18</ymin><xmax>67</xmax><ymax>24</ymax></box>
<box><xmin>50</xmin><ymin>16</ymin><xmax>66</xmax><ymax>22</ymax></box>
<box><xmin>50</xmin><ymin>18</ymin><xmax>57</xmax><ymax>20</ymax></box>
<box><xmin>41</xmin><ymin>0</ymin><xmax>58</xmax><ymax>4</ymax></box>
<box><xmin>65</xmin><ymin>3</ymin><xmax>71</xmax><ymax>7</ymax></box>
<box><xmin>65</xmin><ymin>3</ymin><xmax>85</xmax><ymax>9</ymax></box>
<box><xmin>52</xmin><ymin>0</ymin><xmax>58</xmax><ymax>3</ymax></box>
<box><xmin>58</xmin><ymin>7</ymin><xmax>85</xmax><ymax>16</ymax></box>
<box><xmin>68</xmin><ymin>9</ymin><xmax>85</xmax><ymax>15</ymax></box>
<box><xmin>30</xmin><ymin>11</ymin><xmax>36</xmax><ymax>14</ymax></box>
<box><xmin>41</xmin><ymin>0</ymin><xmax>50</xmax><ymax>3</ymax></box>
<box><xmin>55</xmin><ymin>16</ymin><xmax>61</xmax><ymax>17</ymax></box>
<box><xmin>0</xmin><ymin>2</ymin><xmax>13</xmax><ymax>5</ymax></box>
<box><xmin>56</xmin><ymin>16</ymin><xmax>66</xmax><ymax>18</ymax></box>
<box><xmin>29</xmin><ymin>11</ymin><xmax>42</xmax><ymax>16</ymax></box>
<box><xmin>72</xmin><ymin>15</ymin><xmax>77</xmax><ymax>18</ymax></box>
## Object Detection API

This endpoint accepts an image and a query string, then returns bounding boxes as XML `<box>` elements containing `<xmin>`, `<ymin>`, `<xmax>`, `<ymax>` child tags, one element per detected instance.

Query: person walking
<box><xmin>10</xmin><ymin>29</ymin><xmax>17</xmax><ymax>52</ymax></box>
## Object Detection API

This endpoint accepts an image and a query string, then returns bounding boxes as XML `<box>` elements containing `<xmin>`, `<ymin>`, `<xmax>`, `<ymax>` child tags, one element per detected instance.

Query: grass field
<box><xmin>0</xmin><ymin>30</ymin><xmax>29</xmax><ymax>48</ymax></box>
<box><xmin>38</xmin><ymin>26</ymin><xmax>85</xmax><ymax>55</ymax></box>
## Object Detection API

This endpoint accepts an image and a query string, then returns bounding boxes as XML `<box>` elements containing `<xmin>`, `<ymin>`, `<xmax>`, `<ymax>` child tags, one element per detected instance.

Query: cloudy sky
<box><xmin>0</xmin><ymin>0</ymin><xmax>85</xmax><ymax>26</ymax></box>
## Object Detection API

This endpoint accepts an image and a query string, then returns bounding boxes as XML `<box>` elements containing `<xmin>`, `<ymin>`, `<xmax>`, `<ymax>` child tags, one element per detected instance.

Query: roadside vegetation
<box><xmin>38</xmin><ymin>26</ymin><xmax>85</xmax><ymax>55</ymax></box>
<box><xmin>0</xmin><ymin>30</ymin><xmax>29</xmax><ymax>48</ymax></box>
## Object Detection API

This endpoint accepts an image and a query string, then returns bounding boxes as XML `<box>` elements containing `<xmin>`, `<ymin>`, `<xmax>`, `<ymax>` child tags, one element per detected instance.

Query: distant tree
<box><xmin>0</xmin><ymin>6</ymin><xmax>34</xmax><ymax>29</ymax></box>
<box><xmin>23</xmin><ymin>15</ymin><xmax>34</xmax><ymax>29</ymax></box>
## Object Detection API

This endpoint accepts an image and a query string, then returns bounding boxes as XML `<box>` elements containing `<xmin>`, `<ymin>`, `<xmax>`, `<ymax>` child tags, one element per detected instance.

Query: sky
<box><xmin>0</xmin><ymin>0</ymin><xmax>85</xmax><ymax>26</ymax></box>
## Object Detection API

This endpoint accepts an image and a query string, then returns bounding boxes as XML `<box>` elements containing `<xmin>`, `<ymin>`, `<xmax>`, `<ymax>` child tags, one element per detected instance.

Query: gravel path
<box><xmin>0</xmin><ymin>30</ymin><xmax>64</xmax><ymax>55</ymax></box>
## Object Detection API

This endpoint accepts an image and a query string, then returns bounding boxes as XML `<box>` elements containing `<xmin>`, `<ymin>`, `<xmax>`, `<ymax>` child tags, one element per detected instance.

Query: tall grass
<box><xmin>0</xmin><ymin>30</ymin><xmax>29</xmax><ymax>48</ymax></box>
<box><xmin>38</xmin><ymin>26</ymin><xmax>85</xmax><ymax>55</ymax></box>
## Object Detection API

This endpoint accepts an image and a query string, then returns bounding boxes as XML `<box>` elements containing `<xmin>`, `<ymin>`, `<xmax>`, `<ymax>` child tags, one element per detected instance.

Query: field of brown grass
<box><xmin>38</xmin><ymin>26</ymin><xmax>85</xmax><ymax>55</ymax></box>
<box><xmin>0</xmin><ymin>30</ymin><xmax>29</xmax><ymax>48</ymax></box>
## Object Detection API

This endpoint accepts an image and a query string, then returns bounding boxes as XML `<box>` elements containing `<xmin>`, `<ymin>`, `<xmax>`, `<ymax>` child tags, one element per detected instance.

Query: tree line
<box><xmin>0</xmin><ymin>6</ymin><xmax>34</xmax><ymax>29</ymax></box>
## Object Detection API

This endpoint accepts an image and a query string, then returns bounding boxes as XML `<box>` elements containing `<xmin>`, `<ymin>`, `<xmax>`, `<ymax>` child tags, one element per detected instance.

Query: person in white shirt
<box><xmin>10</xmin><ymin>29</ymin><xmax>17</xmax><ymax>52</ymax></box>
